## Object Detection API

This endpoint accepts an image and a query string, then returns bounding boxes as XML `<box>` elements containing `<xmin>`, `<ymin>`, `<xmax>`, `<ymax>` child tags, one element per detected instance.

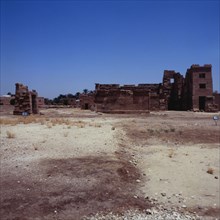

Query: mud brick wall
<box><xmin>95</xmin><ymin>85</ymin><xmax>162</xmax><ymax>113</ymax></box>
<box><xmin>182</xmin><ymin>71</ymin><xmax>193</xmax><ymax>110</ymax></box>
<box><xmin>183</xmin><ymin>65</ymin><xmax>217</xmax><ymax>111</ymax></box>
<box><xmin>67</xmin><ymin>98</ymin><xmax>77</xmax><ymax>107</ymax></box>
<box><xmin>95</xmin><ymin>84</ymin><xmax>162</xmax><ymax>113</ymax></box>
<box><xmin>205</xmin><ymin>96</ymin><xmax>218</xmax><ymax>112</ymax></box>
<box><xmin>94</xmin><ymin>64</ymin><xmax>217</xmax><ymax>113</ymax></box>
<box><xmin>13</xmin><ymin>83</ymin><xmax>39</xmax><ymax>115</ymax></box>
<box><xmin>95</xmin><ymin>84</ymin><xmax>120</xmax><ymax>90</ymax></box>
<box><xmin>80</xmin><ymin>93</ymin><xmax>95</xmax><ymax>110</ymax></box>
<box><xmin>0</xmin><ymin>97</ymin><xmax>13</xmax><ymax>106</ymax></box>
<box><xmin>213</xmin><ymin>93</ymin><xmax>220</xmax><ymax>111</ymax></box>
<box><xmin>192</xmin><ymin>65</ymin><xmax>212</xmax><ymax>109</ymax></box>
<box><xmin>37</xmin><ymin>97</ymin><xmax>45</xmax><ymax>108</ymax></box>
<box><xmin>162</xmin><ymin>70</ymin><xmax>184</xmax><ymax>110</ymax></box>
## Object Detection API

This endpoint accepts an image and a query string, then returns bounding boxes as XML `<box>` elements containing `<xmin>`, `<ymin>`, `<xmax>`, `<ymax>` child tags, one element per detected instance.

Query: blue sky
<box><xmin>1</xmin><ymin>0</ymin><xmax>219</xmax><ymax>98</ymax></box>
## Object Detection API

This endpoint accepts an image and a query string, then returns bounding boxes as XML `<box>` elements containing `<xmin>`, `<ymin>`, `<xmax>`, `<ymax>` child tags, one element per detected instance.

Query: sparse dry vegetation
<box><xmin>78</xmin><ymin>124</ymin><xmax>85</xmax><ymax>128</ymax></box>
<box><xmin>94</xmin><ymin>123</ymin><xmax>102</xmax><ymax>128</ymax></box>
<box><xmin>146</xmin><ymin>128</ymin><xmax>177</xmax><ymax>136</ymax></box>
<box><xmin>170</xmin><ymin>128</ymin><xmax>175</xmax><ymax>132</ymax></box>
<box><xmin>207</xmin><ymin>167</ymin><xmax>214</xmax><ymax>175</ymax></box>
<box><xmin>75</xmin><ymin>120</ymin><xmax>86</xmax><ymax>128</ymax></box>
<box><xmin>0</xmin><ymin>116</ymin><xmax>90</xmax><ymax>131</ymax></box>
<box><xmin>0</xmin><ymin>118</ymin><xmax>18</xmax><ymax>126</ymax></box>
<box><xmin>168</xmin><ymin>148</ymin><xmax>175</xmax><ymax>158</ymax></box>
<box><xmin>63</xmin><ymin>132</ymin><xmax>69</xmax><ymax>137</ymax></box>
<box><xmin>21</xmin><ymin>116</ymin><xmax>38</xmax><ymax>124</ymax></box>
<box><xmin>6</xmin><ymin>131</ymin><xmax>16</xmax><ymax>138</ymax></box>
<box><xmin>46</xmin><ymin>123</ymin><xmax>52</xmax><ymax>128</ymax></box>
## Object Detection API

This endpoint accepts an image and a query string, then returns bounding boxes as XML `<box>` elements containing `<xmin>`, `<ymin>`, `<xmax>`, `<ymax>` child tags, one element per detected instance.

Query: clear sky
<box><xmin>1</xmin><ymin>0</ymin><xmax>219</xmax><ymax>99</ymax></box>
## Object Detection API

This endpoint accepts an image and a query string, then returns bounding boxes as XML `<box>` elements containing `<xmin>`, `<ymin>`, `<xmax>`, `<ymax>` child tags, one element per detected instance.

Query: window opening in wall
<box><xmin>199</xmin><ymin>73</ymin><xmax>206</xmax><ymax>78</ymax></box>
<box><xmin>199</xmin><ymin>84</ymin><xmax>206</xmax><ymax>89</ymax></box>
<box><xmin>170</xmin><ymin>78</ymin><xmax>174</xmax><ymax>83</ymax></box>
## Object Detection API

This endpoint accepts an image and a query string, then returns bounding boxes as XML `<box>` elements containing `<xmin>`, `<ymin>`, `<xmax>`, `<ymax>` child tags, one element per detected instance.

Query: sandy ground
<box><xmin>0</xmin><ymin>108</ymin><xmax>219</xmax><ymax>219</ymax></box>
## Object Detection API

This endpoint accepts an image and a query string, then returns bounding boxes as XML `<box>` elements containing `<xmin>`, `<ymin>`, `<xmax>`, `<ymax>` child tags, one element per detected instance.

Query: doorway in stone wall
<box><xmin>199</xmin><ymin>96</ymin><xmax>206</xmax><ymax>110</ymax></box>
<box><xmin>32</xmin><ymin>95</ymin><xmax>38</xmax><ymax>114</ymax></box>
<box><xmin>84</xmin><ymin>103</ymin><xmax>89</xmax><ymax>109</ymax></box>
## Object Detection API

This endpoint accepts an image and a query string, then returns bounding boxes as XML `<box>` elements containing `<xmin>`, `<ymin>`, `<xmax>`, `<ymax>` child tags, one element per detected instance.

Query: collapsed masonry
<box><xmin>13</xmin><ymin>83</ymin><xmax>39</xmax><ymax>115</ymax></box>
<box><xmin>94</xmin><ymin>64</ymin><xmax>218</xmax><ymax>113</ymax></box>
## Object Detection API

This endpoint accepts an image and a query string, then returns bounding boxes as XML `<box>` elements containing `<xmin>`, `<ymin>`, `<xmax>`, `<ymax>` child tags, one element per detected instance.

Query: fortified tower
<box><xmin>183</xmin><ymin>64</ymin><xmax>217</xmax><ymax>111</ymax></box>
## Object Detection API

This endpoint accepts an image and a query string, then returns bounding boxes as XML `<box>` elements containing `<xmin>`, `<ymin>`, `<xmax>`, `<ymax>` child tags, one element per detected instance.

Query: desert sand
<box><xmin>0</xmin><ymin>108</ymin><xmax>219</xmax><ymax>219</ymax></box>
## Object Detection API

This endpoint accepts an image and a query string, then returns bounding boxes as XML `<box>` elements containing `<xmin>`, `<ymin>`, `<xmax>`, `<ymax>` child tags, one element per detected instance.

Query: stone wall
<box><xmin>162</xmin><ymin>70</ymin><xmax>184</xmax><ymax>110</ymax></box>
<box><xmin>0</xmin><ymin>96</ymin><xmax>13</xmax><ymax>106</ymax></box>
<box><xmin>80</xmin><ymin>93</ymin><xmax>95</xmax><ymax>110</ymax></box>
<box><xmin>183</xmin><ymin>65</ymin><xmax>218</xmax><ymax>112</ymax></box>
<box><xmin>94</xmin><ymin>64</ymin><xmax>218</xmax><ymax>113</ymax></box>
<box><xmin>213</xmin><ymin>93</ymin><xmax>220</xmax><ymax>111</ymax></box>
<box><xmin>94</xmin><ymin>84</ymin><xmax>163</xmax><ymax>113</ymax></box>
<box><xmin>13</xmin><ymin>83</ymin><xmax>39</xmax><ymax>115</ymax></box>
<box><xmin>37</xmin><ymin>97</ymin><xmax>45</xmax><ymax>108</ymax></box>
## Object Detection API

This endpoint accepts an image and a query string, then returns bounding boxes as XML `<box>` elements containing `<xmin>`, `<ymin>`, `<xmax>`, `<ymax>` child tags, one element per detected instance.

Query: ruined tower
<box><xmin>13</xmin><ymin>83</ymin><xmax>39</xmax><ymax>115</ymax></box>
<box><xmin>183</xmin><ymin>64</ymin><xmax>217</xmax><ymax>111</ymax></box>
<box><xmin>162</xmin><ymin>70</ymin><xmax>184</xmax><ymax>110</ymax></box>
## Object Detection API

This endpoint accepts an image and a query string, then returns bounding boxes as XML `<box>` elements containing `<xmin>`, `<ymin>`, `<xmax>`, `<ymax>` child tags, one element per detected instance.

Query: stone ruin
<box><xmin>94</xmin><ymin>83</ymin><xmax>163</xmax><ymax>113</ymax></box>
<box><xmin>13</xmin><ymin>83</ymin><xmax>39</xmax><ymax>115</ymax></box>
<box><xmin>11</xmin><ymin>64</ymin><xmax>218</xmax><ymax>114</ymax></box>
<box><xmin>213</xmin><ymin>93</ymin><xmax>220</xmax><ymax>111</ymax></box>
<box><xmin>80</xmin><ymin>92</ymin><xmax>95</xmax><ymax>110</ymax></box>
<box><xmin>0</xmin><ymin>96</ymin><xmax>13</xmax><ymax>106</ymax></box>
<box><xmin>182</xmin><ymin>64</ymin><xmax>218</xmax><ymax>112</ymax></box>
<box><xmin>94</xmin><ymin>64</ymin><xmax>219</xmax><ymax>113</ymax></box>
<box><xmin>37</xmin><ymin>97</ymin><xmax>45</xmax><ymax>108</ymax></box>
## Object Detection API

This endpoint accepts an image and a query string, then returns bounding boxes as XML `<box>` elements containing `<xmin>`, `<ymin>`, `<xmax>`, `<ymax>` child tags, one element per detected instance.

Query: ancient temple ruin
<box><xmin>80</xmin><ymin>92</ymin><xmax>95</xmax><ymax>110</ymax></box>
<box><xmin>94</xmin><ymin>83</ymin><xmax>162</xmax><ymax>113</ymax></box>
<box><xmin>13</xmin><ymin>83</ymin><xmax>39</xmax><ymax>115</ymax></box>
<box><xmin>94</xmin><ymin>64</ymin><xmax>218</xmax><ymax>113</ymax></box>
<box><xmin>182</xmin><ymin>65</ymin><xmax>217</xmax><ymax>112</ymax></box>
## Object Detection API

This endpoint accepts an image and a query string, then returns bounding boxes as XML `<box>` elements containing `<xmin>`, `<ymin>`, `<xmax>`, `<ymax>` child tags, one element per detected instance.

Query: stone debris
<box><xmin>82</xmin><ymin>207</ymin><xmax>200</xmax><ymax>220</ymax></box>
<box><xmin>161</xmin><ymin>192</ymin><xmax>166</xmax><ymax>197</ymax></box>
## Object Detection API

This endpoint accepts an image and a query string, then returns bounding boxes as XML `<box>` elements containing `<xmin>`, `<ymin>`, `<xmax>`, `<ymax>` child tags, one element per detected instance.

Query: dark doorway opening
<box><xmin>199</xmin><ymin>96</ymin><xmax>206</xmax><ymax>110</ymax></box>
<box><xmin>84</xmin><ymin>103</ymin><xmax>89</xmax><ymax>110</ymax></box>
<box><xmin>32</xmin><ymin>95</ymin><xmax>38</xmax><ymax>114</ymax></box>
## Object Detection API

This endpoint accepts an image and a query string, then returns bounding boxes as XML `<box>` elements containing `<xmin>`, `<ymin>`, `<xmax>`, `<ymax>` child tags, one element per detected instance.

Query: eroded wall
<box><xmin>94</xmin><ymin>64</ymin><xmax>218</xmax><ymax>113</ymax></box>
<box><xmin>13</xmin><ymin>83</ymin><xmax>39</xmax><ymax>115</ymax></box>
